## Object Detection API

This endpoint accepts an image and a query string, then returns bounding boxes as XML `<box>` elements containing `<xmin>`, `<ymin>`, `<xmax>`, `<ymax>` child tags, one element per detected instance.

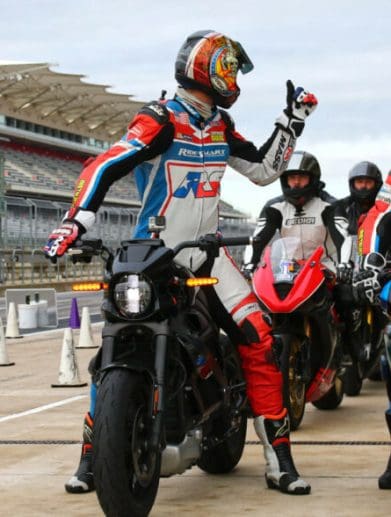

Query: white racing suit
<box><xmin>243</xmin><ymin>191</ymin><xmax>351</xmax><ymax>272</ymax></box>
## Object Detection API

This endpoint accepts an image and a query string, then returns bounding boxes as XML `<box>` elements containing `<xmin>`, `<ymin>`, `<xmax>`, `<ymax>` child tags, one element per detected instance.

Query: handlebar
<box><xmin>173</xmin><ymin>234</ymin><xmax>253</xmax><ymax>257</ymax></box>
<box><xmin>68</xmin><ymin>234</ymin><xmax>253</xmax><ymax>263</ymax></box>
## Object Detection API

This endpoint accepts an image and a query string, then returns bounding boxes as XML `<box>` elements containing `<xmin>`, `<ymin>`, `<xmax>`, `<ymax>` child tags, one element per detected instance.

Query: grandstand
<box><xmin>0</xmin><ymin>62</ymin><xmax>253</xmax><ymax>289</ymax></box>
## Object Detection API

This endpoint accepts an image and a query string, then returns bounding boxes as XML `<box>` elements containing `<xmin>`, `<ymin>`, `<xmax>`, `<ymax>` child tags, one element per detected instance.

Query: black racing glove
<box><xmin>352</xmin><ymin>252</ymin><xmax>386</xmax><ymax>304</ymax></box>
<box><xmin>336</xmin><ymin>262</ymin><xmax>354</xmax><ymax>284</ymax></box>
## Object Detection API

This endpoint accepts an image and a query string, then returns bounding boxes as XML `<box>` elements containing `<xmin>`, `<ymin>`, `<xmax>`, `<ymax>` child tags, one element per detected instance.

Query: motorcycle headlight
<box><xmin>113</xmin><ymin>274</ymin><xmax>153</xmax><ymax>317</ymax></box>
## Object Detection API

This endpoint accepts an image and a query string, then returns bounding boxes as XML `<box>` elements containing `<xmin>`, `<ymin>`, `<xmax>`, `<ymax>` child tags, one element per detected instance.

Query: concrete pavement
<box><xmin>0</xmin><ymin>327</ymin><xmax>390</xmax><ymax>516</ymax></box>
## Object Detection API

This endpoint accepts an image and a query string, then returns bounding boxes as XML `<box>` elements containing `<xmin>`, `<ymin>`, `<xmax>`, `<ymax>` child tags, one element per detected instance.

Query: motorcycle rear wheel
<box><xmin>93</xmin><ymin>369</ymin><xmax>161</xmax><ymax>517</ymax></box>
<box><xmin>197</xmin><ymin>412</ymin><xmax>247</xmax><ymax>474</ymax></box>
<box><xmin>280</xmin><ymin>338</ymin><xmax>306</xmax><ymax>431</ymax></box>
<box><xmin>312</xmin><ymin>376</ymin><xmax>344</xmax><ymax>410</ymax></box>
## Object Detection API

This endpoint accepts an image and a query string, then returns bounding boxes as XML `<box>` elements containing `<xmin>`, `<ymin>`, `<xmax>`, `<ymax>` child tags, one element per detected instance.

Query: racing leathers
<box><xmin>357</xmin><ymin>172</ymin><xmax>391</xmax><ymax>258</ymax></box>
<box><xmin>243</xmin><ymin>189</ymin><xmax>352</xmax><ymax>273</ymax></box>
<box><xmin>61</xmin><ymin>93</ymin><xmax>298</xmax><ymax>417</ymax></box>
<box><xmin>355</xmin><ymin>175</ymin><xmax>391</xmax><ymax>489</ymax></box>
<box><xmin>53</xmin><ymin>89</ymin><xmax>315</xmax><ymax>495</ymax></box>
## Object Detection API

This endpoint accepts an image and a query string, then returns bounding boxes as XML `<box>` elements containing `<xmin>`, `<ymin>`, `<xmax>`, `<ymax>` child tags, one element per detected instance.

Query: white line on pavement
<box><xmin>0</xmin><ymin>395</ymin><xmax>87</xmax><ymax>423</ymax></box>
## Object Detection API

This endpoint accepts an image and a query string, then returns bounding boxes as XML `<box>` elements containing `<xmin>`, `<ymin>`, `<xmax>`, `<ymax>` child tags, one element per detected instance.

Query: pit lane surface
<box><xmin>1</xmin><ymin>326</ymin><xmax>390</xmax><ymax>516</ymax></box>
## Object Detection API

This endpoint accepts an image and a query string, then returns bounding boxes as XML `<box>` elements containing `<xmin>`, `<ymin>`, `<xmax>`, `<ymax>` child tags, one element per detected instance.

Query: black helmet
<box><xmin>280</xmin><ymin>151</ymin><xmax>322</xmax><ymax>206</ymax></box>
<box><xmin>348</xmin><ymin>161</ymin><xmax>383</xmax><ymax>206</ymax></box>
<box><xmin>175</xmin><ymin>30</ymin><xmax>254</xmax><ymax>108</ymax></box>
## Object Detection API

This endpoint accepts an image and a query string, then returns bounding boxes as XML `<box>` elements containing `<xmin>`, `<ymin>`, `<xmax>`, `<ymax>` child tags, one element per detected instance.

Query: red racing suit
<box><xmin>66</xmin><ymin>94</ymin><xmax>297</xmax><ymax>416</ymax></box>
<box><xmin>358</xmin><ymin>172</ymin><xmax>391</xmax><ymax>257</ymax></box>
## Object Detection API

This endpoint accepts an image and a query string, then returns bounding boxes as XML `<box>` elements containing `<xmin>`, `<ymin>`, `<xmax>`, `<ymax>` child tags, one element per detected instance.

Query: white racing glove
<box><xmin>276</xmin><ymin>80</ymin><xmax>318</xmax><ymax>137</ymax></box>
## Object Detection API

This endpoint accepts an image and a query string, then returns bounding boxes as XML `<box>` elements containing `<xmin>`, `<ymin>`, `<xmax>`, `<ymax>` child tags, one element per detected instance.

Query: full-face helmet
<box><xmin>175</xmin><ymin>30</ymin><xmax>254</xmax><ymax>108</ymax></box>
<box><xmin>348</xmin><ymin>161</ymin><xmax>383</xmax><ymax>206</ymax></box>
<box><xmin>280</xmin><ymin>151</ymin><xmax>322</xmax><ymax>206</ymax></box>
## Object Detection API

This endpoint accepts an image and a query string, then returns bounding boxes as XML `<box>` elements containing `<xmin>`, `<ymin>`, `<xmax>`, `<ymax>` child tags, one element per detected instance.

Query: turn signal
<box><xmin>185</xmin><ymin>277</ymin><xmax>219</xmax><ymax>287</ymax></box>
<box><xmin>72</xmin><ymin>281</ymin><xmax>107</xmax><ymax>291</ymax></box>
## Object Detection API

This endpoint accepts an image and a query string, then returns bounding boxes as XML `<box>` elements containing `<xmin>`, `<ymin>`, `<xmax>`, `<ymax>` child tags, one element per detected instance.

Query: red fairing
<box><xmin>252</xmin><ymin>246</ymin><xmax>325</xmax><ymax>313</ymax></box>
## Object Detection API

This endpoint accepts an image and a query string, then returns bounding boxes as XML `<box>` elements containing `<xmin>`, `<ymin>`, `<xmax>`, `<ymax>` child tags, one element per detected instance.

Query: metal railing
<box><xmin>0</xmin><ymin>247</ymin><xmax>104</xmax><ymax>294</ymax></box>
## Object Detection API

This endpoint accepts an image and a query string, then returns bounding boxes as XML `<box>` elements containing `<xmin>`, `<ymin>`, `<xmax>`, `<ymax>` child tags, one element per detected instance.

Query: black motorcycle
<box><xmin>342</xmin><ymin>280</ymin><xmax>388</xmax><ymax>396</ymax></box>
<box><xmin>70</xmin><ymin>222</ymin><xmax>250</xmax><ymax>517</ymax></box>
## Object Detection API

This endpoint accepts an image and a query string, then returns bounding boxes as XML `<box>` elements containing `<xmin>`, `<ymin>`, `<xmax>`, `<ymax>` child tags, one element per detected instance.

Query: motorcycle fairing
<box><xmin>253</xmin><ymin>246</ymin><xmax>325</xmax><ymax>313</ymax></box>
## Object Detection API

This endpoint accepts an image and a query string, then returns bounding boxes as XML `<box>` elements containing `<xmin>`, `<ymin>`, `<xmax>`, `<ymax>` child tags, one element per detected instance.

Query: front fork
<box><xmin>150</xmin><ymin>333</ymin><xmax>168</xmax><ymax>452</ymax></box>
<box><xmin>100</xmin><ymin>321</ymin><xmax>170</xmax><ymax>454</ymax></box>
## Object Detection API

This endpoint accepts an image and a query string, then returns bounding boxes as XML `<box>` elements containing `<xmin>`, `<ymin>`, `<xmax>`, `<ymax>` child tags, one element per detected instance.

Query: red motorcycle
<box><xmin>252</xmin><ymin>237</ymin><xmax>344</xmax><ymax>430</ymax></box>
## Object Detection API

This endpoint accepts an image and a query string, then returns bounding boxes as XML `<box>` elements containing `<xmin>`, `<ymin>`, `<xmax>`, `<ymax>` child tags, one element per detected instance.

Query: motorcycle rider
<box><xmin>44</xmin><ymin>30</ymin><xmax>317</xmax><ymax>495</ymax></box>
<box><xmin>242</xmin><ymin>150</ymin><xmax>349</xmax><ymax>276</ymax></box>
<box><xmin>353</xmin><ymin>169</ymin><xmax>391</xmax><ymax>488</ymax></box>
<box><xmin>331</xmin><ymin>162</ymin><xmax>384</xmax><ymax>369</ymax></box>
<box><xmin>242</xmin><ymin>151</ymin><xmax>353</xmax><ymax>391</ymax></box>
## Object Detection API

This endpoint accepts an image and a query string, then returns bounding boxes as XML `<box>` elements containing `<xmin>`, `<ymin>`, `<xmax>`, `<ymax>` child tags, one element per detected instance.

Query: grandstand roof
<box><xmin>0</xmin><ymin>62</ymin><xmax>145</xmax><ymax>141</ymax></box>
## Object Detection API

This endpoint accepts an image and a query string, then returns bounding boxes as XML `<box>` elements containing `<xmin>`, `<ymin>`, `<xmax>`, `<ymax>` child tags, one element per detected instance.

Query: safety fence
<box><xmin>0</xmin><ymin>248</ymin><xmax>104</xmax><ymax>294</ymax></box>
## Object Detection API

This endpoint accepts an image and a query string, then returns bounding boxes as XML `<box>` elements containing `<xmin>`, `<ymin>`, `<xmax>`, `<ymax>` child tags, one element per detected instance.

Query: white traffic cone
<box><xmin>51</xmin><ymin>327</ymin><xmax>88</xmax><ymax>388</ymax></box>
<box><xmin>0</xmin><ymin>316</ymin><xmax>15</xmax><ymax>367</ymax></box>
<box><xmin>76</xmin><ymin>307</ymin><xmax>98</xmax><ymax>349</ymax></box>
<box><xmin>5</xmin><ymin>302</ymin><xmax>22</xmax><ymax>339</ymax></box>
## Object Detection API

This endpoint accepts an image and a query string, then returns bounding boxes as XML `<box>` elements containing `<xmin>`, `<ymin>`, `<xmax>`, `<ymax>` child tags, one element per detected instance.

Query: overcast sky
<box><xmin>1</xmin><ymin>0</ymin><xmax>390</xmax><ymax>218</ymax></box>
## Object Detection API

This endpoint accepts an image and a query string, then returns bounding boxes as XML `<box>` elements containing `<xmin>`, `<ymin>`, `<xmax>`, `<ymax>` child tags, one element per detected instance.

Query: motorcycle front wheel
<box><xmin>93</xmin><ymin>369</ymin><xmax>161</xmax><ymax>517</ymax></box>
<box><xmin>280</xmin><ymin>337</ymin><xmax>306</xmax><ymax>431</ymax></box>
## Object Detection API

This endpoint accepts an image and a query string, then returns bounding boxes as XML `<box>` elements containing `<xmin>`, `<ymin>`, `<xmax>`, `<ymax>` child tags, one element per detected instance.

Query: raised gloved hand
<box><xmin>276</xmin><ymin>80</ymin><xmax>318</xmax><ymax>137</ymax></box>
<box><xmin>43</xmin><ymin>220</ymin><xmax>84</xmax><ymax>262</ymax></box>
<box><xmin>336</xmin><ymin>262</ymin><xmax>354</xmax><ymax>283</ymax></box>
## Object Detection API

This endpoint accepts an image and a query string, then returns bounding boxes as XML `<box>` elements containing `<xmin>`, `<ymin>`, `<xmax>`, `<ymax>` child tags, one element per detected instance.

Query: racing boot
<box><xmin>254</xmin><ymin>414</ymin><xmax>311</xmax><ymax>495</ymax></box>
<box><xmin>378</xmin><ymin>411</ymin><xmax>391</xmax><ymax>489</ymax></box>
<box><xmin>65</xmin><ymin>412</ymin><xmax>95</xmax><ymax>493</ymax></box>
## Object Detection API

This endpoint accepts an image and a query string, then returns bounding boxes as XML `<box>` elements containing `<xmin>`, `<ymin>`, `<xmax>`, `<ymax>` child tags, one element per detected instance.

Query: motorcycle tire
<box><xmin>312</xmin><ymin>376</ymin><xmax>344</xmax><ymax>410</ymax></box>
<box><xmin>280</xmin><ymin>338</ymin><xmax>306</xmax><ymax>431</ymax></box>
<box><xmin>343</xmin><ymin>362</ymin><xmax>363</xmax><ymax>397</ymax></box>
<box><xmin>197</xmin><ymin>412</ymin><xmax>247</xmax><ymax>474</ymax></box>
<box><xmin>93</xmin><ymin>369</ymin><xmax>161</xmax><ymax>517</ymax></box>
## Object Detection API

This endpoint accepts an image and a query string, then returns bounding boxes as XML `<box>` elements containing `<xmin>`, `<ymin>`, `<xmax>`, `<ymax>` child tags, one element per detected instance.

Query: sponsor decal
<box><xmin>273</xmin><ymin>134</ymin><xmax>287</xmax><ymax>170</ymax></box>
<box><xmin>173</xmin><ymin>170</ymin><xmax>222</xmax><ymax>198</ymax></box>
<box><xmin>285</xmin><ymin>217</ymin><xmax>315</xmax><ymax>225</ymax></box>
<box><xmin>176</xmin><ymin>132</ymin><xmax>193</xmax><ymax>142</ymax></box>
<box><xmin>178</xmin><ymin>148</ymin><xmax>226</xmax><ymax>158</ymax></box>
<box><xmin>284</xmin><ymin>145</ymin><xmax>293</xmax><ymax>162</ymax></box>
<box><xmin>72</xmin><ymin>179</ymin><xmax>86</xmax><ymax>204</ymax></box>
<box><xmin>210</xmin><ymin>131</ymin><xmax>225</xmax><ymax>142</ymax></box>
<box><xmin>357</xmin><ymin>227</ymin><xmax>364</xmax><ymax>255</ymax></box>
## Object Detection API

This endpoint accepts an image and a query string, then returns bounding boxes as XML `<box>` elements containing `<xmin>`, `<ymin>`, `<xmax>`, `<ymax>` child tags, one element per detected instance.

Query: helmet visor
<box><xmin>234</xmin><ymin>40</ymin><xmax>254</xmax><ymax>74</ymax></box>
